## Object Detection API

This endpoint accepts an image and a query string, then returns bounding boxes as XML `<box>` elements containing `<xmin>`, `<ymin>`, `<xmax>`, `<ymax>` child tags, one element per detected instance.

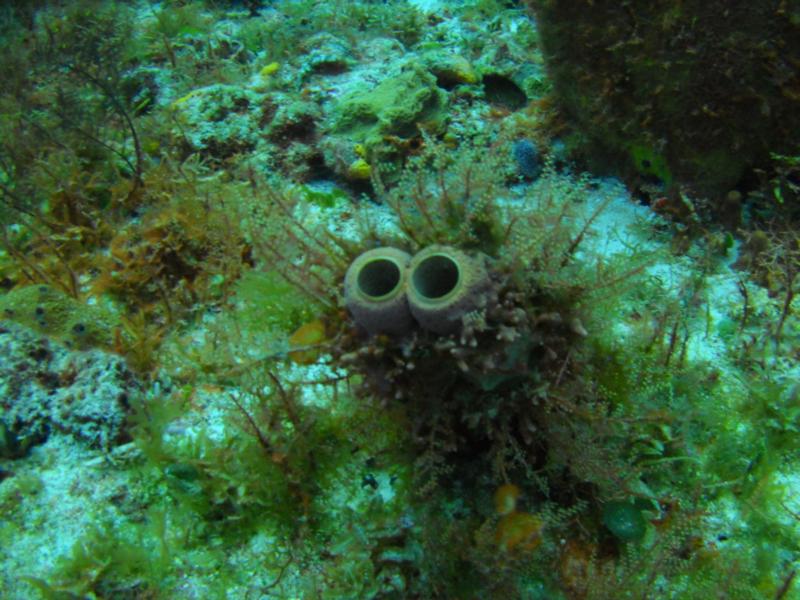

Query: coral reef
<box><xmin>0</xmin><ymin>1</ymin><xmax>798</xmax><ymax>599</ymax></box>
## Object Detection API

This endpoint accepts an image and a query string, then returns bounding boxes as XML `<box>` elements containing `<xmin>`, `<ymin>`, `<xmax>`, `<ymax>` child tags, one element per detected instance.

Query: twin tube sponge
<box><xmin>344</xmin><ymin>245</ymin><xmax>491</xmax><ymax>336</ymax></box>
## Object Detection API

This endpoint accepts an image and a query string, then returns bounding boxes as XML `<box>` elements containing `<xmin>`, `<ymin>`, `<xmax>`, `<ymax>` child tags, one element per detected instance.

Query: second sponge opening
<box><xmin>411</xmin><ymin>254</ymin><xmax>460</xmax><ymax>300</ymax></box>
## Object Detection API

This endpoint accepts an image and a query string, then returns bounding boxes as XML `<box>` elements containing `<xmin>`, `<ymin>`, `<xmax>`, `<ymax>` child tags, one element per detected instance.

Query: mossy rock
<box><xmin>420</xmin><ymin>50</ymin><xmax>480</xmax><ymax>88</ymax></box>
<box><xmin>0</xmin><ymin>285</ymin><xmax>115</xmax><ymax>349</ymax></box>
<box><xmin>331</xmin><ymin>62</ymin><xmax>448</xmax><ymax>165</ymax></box>
<box><xmin>528</xmin><ymin>0</ymin><xmax>800</xmax><ymax>199</ymax></box>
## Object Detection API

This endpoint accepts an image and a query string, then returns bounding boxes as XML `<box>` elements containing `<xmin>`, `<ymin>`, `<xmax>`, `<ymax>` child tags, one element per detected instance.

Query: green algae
<box><xmin>0</xmin><ymin>285</ymin><xmax>115</xmax><ymax>350</ymax></box>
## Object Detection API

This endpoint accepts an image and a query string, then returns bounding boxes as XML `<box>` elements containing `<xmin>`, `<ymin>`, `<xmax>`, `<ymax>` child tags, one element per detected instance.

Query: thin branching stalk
<box><xmin>253</xmin><ymin>235</ymin><xmax>337</xmax><ymax>309</ymax></box>
<box><xmin>65</xmin><ymin>64</ymin><xmax>144</xmax><ymax>196</ymax></box>
<box><xmin>736</xmin><ymin>277</ymin><xmax>750</xmax><ymax>333</ymax></box>
<box><xmin>413</xmin><ymin>173</ymin><xmax>440</xmax><ymax>240</ymax></box>
<box><xmin>264</xmin><ymin>184</ymin><xmax>349</xmax><ymax>269</ymax></box>
<box><xmin>1</xmin><ymin>218</ymin><xmax>80</xmax><ymax>297</ymax></box>
<box><xmin>228</xmin><ymin>392</ymin><xmax>274</xmax><ymax>455</ymax></box>
<box><xmin>266</xmin><ymin>370</ymin><xmax>302</xmax><ymax>431</ymax></box>
<box><xmin>561</xmin><ymin>194</ymin><xmax>613</xmax><ymax>268</ymax></box>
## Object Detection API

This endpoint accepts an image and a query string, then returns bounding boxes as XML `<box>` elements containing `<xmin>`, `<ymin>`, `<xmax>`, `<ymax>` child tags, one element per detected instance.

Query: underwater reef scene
<box><xmin>1</xmin><ymin>0</ymin><xmax>800</xmax><ymax>597</ymax></box>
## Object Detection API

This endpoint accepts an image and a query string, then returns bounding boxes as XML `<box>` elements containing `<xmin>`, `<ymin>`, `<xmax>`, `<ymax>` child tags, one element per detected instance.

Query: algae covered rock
<box><xmin>299</xmin><ymin>32</ymin><xmax>355</xmax><ymax>77</ymax></box>
<box><xmin>0</xmin><ymin>285</ymin><xmax>115</xmax><ymax>350</ymax></box>
<box><xmin>420</xmin><ymin>50</ymin><xmax>479</xmax><ymax>89</ymax></box>
<box><xmin>171</xmin><ymin>83</ymin><xmax>266</xmax><ymax>160</ymax></box>
<box><xmin>527</xmin><ymin>0</ymin><xmax>800</xmax><ymax>199</ymax></box>
<box><xmin>330</xmin><ymin>62</ymin><xmax>448</xmax><ymax>165</ymax></box>
<box><xmin>0</xmin><ymin>321</ymin><xmax>139</xmax><ymax>457</ymax></box>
